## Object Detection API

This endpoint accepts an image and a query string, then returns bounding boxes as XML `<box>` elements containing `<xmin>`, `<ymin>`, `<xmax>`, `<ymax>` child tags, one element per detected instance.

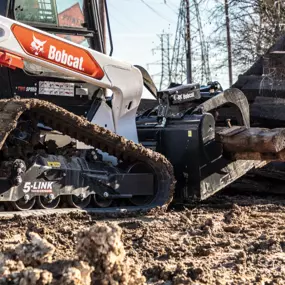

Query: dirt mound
<box><xmin>1</xmin><ymin>194</ymin><xmax>285</xmax><ymax>284</ymax></box>
<box><xmin>0</xmin><ymin>222</ymin><xmax>145</xmax><ymax>285</ymax></box>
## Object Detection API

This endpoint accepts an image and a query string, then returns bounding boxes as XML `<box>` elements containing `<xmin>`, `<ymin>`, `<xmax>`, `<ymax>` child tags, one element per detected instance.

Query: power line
<box><xmin>107</xmin><ymin>6</ymin><xmax>136</xmax><ymax>32</ymax></box>
<box><xmin>140</xmin><ymin>0</ymin><xmax>176</xmax><ymax>23</ymax></box>
<box><xmin>166</xmin><ymin>0</ymin><xmax>180</xmax><ymax>9</ymax></box>
<box><xmin>108</xmin><ymin>1</ymin><xmax>141</xmax><ymax>28</ymax></box>
<box><xmin>165</xmin><ymin>3</ymin><xmax>178</xmax><ymax>15</ymax></box>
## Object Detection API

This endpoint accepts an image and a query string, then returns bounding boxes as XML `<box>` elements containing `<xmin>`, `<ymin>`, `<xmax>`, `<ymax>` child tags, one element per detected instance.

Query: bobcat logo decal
<box><xmin>30</xmin><ymin>34</ymin><xmax>47</xmax><ymax>56</ymax></box>
<box><xmin>11</xmin><ymin>24</ymin><xmax>105</xmax><ymax>79</ymax></box>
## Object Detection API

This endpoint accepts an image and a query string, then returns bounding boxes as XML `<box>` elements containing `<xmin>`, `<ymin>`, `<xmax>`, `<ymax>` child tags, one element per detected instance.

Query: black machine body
<box><xmin>137</xmin><ymin>82</ymin><xmax>260</xmax><ymax>202</ymax></box>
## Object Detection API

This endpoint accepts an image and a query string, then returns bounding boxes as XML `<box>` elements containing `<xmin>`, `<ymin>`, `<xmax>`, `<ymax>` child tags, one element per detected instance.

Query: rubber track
<box><xmin>0</xmin><ymin>98</ymin><xmax>175</xmax><ymax>217</ymax></box>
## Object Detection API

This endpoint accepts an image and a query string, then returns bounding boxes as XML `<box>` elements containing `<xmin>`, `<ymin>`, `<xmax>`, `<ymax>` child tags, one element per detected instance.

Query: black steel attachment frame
<box><xmin>193</xmin><ymin>88</ymin><xmax>250</xmax><ymax>128</ymax></box>
<box><xmin>137</xmin><ymin>85</ymin><xmax>258</xmax><ymax>203</ymax></box>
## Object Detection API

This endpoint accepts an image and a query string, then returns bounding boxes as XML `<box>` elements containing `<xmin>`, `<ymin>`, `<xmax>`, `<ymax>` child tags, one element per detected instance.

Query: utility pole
<box><xmin>148</xmin><ymin>33</ymin><xmax>173</xmax><ymax>90</ymax></box>
<box><xmin>171</xmin><ymin>0</ymin><xmax>211</xmax><ymax>84</ymax></box>
<box><xmin>157</xmin><ymin>33</ymin><xmax>172</xmax><ymax>89</ymax></box>
<box><xmin>185</xmin><ymin>0</ymin><xmax>192</xmax><ymax>83</ymax></box>
<box><xmin>160</xmin><ymin>35</ymin><xmax>166</xmax><ymax>89</ymax></box>
<box><xmin>225</xmin><ymin>0</ymin><xmax>233</xmax><ymax>86</ymax></box>
<box><xmin>98</xmin><ymin>0</ymin><xmax>106</xmax><ymax>54</ymax></box>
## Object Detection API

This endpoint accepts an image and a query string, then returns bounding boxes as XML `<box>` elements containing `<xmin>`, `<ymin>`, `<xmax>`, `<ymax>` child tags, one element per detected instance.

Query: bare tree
<box><xmin>209</xmin><ymin>0</ymin><xmax>285</xmax><ymax>82</ymax></box>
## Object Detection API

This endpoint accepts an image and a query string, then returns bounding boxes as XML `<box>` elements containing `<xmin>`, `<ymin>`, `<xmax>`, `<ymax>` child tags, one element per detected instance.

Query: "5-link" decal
<box><xmin>23</xmin><ymin>182</ymin><xmax>55</xmax><ymax>193</ymax></box>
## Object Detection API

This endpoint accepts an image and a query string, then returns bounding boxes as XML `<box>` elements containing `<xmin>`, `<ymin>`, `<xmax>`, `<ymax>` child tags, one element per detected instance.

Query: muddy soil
<box><xmin>1</xmin><ymin>194</ymin><xmax>285</xmax><ymax>284</ymax></box>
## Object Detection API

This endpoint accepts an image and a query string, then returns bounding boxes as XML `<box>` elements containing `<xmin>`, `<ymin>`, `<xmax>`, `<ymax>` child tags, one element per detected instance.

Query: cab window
<box><xmin>14</xmin><ymin>0</ymin><xmax>85</xmax><ymax>29</ymax></box>
<box><xmin>14</xmin><ymin>0</ymin><xmax>88</xmax><ymax>46</ymax></box>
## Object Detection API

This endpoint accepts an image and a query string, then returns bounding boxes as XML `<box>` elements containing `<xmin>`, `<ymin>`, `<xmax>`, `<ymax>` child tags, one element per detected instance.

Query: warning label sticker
<box><xmin>39</xmin><ymin>81</ymin><xmax>74</xmax><ymax>96</ymax></box>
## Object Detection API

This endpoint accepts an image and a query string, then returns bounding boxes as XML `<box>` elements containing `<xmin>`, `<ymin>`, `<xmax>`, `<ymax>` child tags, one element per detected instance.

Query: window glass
<box><xmin>14</xmin><ymin>0</ymin><xmax>85</xmax><ymax>29</ymax></box>
<box><xmin>57</xmin><ymin>0</ymin><xmax>84</xmax><ymax>29</ymax></box>
<box><xmin>14</xmin><ymin>0</ymin><xmax>58</xmax><ymax>24</ymax></box>
<box><xmin>14</xmin><ymin>0</ymin><xmax>89</xmax><ymax>47</ymax></box>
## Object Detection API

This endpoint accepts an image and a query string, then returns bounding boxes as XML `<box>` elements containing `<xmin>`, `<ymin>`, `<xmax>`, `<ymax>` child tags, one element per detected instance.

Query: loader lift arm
<box><xmin>0</xmin><ymin>15</ymin><xmax>143</xmax><ymax>142</ymax></box>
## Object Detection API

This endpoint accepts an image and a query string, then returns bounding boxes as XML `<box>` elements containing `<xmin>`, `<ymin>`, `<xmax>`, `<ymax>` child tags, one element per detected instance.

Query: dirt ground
<box><xmin>1</xmin><ymin>194</ymin><xmax>285</xmax><ymax>284</ymax></box>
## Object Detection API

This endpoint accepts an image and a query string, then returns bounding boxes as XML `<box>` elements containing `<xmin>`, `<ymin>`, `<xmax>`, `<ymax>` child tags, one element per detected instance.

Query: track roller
<box><xmin>11</xmin><ymin>196</ymin><xmax>36</xmax><ymax>211</ymax></box>
<box><xmin>67</xmin><ymin>195</ymin><xmax>92</xmax><ymax>208</ymax></box>
<box><xmin>93</xmin><ymin>194</ymin><xmax>113</xmax><ymax>208</ymax></box>
<box><xmin>36</xmin><ymin>195</ymin><xmax>61</xmax><ymax>209</ymax></box>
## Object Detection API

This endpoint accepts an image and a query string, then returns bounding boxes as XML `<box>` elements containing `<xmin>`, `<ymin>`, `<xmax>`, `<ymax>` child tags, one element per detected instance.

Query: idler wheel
<box><xmin>127</xmin><ymin>162</ymin><xmax>157</xmax><ymax>206</ymax></box>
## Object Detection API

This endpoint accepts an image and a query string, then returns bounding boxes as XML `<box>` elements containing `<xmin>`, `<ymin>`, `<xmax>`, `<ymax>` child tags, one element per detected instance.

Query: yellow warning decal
<box><xmin>188</xmin><ymin>131</ymin><xmax>192</xmax><ymax>137</ymax></box>
<box><xmin>47</xmin><ymin>162</ymin><xmax>61</xmax><ymax>168</ymax></box>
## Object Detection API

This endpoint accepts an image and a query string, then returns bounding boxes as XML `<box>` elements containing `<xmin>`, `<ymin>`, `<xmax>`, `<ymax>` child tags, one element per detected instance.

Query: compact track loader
<box><xmin>0</xmin><ymin>1</ymin><xmax>285</xmax><ymax>214</ymax></box>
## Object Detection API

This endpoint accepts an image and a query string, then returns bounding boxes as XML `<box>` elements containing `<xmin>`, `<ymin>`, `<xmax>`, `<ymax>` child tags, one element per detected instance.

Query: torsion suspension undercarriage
<box><xmin>0</xmin><ymin>98</ymin><xmax>175</xmax><ymax>214</ymax></box>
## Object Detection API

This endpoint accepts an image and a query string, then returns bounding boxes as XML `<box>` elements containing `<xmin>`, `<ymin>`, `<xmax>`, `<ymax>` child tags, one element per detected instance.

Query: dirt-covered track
<box><xmin>0</xmin><ymin>98</ymin><xmax>175</xmax><ymax>214</ymax></box>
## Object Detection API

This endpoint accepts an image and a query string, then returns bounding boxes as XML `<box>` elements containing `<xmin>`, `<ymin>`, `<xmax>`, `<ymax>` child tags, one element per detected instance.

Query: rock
<box><xmin>19</xmin><ymin>269</ymin><xmax>53</xmax><ymax>285</ymax></box>
<box><xmin>0</xmin><ymin>268</ymin><xmax>53</xmax><ymax>285</ymax></box>
<box><xmin>15</xmin><ymin>232</ymin><xmax>55</xmax><ymax>267</ymax></box>
<box><xmin>56</xmin><ymin>262</ymin><xmax>93</xmax><ymax>285</ymax></box>
<box><xmin>77</xmin><ymin>223</ymin><xmax>146</xmax><ymax>285</ymax></box>
<box><xmin>0</xmin><ymin>257</ymin><xmax>25</xmax><ymax>276</ymax></box>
